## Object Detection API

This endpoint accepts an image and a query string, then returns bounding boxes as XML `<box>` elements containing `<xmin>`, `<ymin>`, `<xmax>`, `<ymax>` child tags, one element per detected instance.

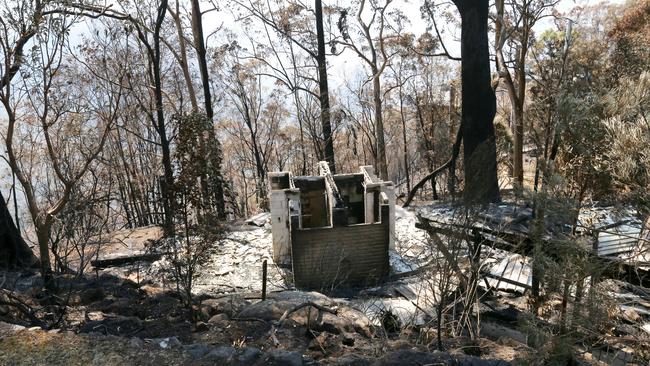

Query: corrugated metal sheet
<box><xmin>291</xmin><ymin>207</ymin><xmax>390</xmax><ymax>289</ymax></box>
<box><xmin>598</xmin><ymin>224</ymin><xmax>643</xmax><ymax>256</ymax></box>
<box><xmin>484</xmin><ymin>254</ymin><xmax>532</xmax><ymax>293</ymax></box>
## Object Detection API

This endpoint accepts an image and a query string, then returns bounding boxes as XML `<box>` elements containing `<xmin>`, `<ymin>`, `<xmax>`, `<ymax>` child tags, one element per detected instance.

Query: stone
<box><xmin>374</xmin><ymin>350</ymin><xmax>454</xmax><ymax>366</ymax></box>
<box><xmin>458</xmin><ymin>357</ymin><xmax>513</xmax><ymax>366</ymax></box>
<box><xmin>237</xmin><ymin>347</ymin><xmax>263</xmax><ymax>365</ymax></box>
<box><xmin>208</xmin><ymin>313</ymin><xmax>230</xmax><ymax>324</ymax></box>
<box><xmin>129</xmin><ymin>337</ymin><xmax>144</xmax><ymax>348</ymax></box>
<box><xmin>183</xmin><ymin>343</ymin><xmax>210</xmax><ymax>359</ymax></box>
<box><xmin>308</xmin><ymin>332</ymin><xmax>342</xmax><ymax>355</ymax></box>
<box><xmin>205</xmin><ymin>346</ymin><xmax>237</xmax><ymax>363</ymax></box>
<box><xmin>194</xmin><ymin>321</ymin><xmax>209</xmax><ymax>332</ymax></box>
<box><xmin>86</xmin><ymin>311</ymin><xmax>105</xmax><ymax>321</ymax></box>
<box><xmin>237</xmin><ymin>300</ymin><xmax>299</xmax><ymax>321</ymax></box>
<box><xmin>201</xmin><ymin>295</ymin><xmax>250</xmax><ymax>319</ymax></box>
<box><xmin>69</xmin><ymin>287</ymin><xmax>105</xmax><ymax>306</ymax></box>
<box><xmin>0</xmin><ymin>322</ymin><xmax>26</xmax><ymax>333</ymax></box>
<box><xmin>79</xmin><ymin>315</ymin><xmax>143</xmax><ymax>336</ymax></box>
<box><xmin>332</xmin><ymin>354</ymin><xmax>371</xmax><ymax>366</ymax></box>
<box><xmin>152</xmin><ymin>336</ymin><xmax>181</xmax><ymax>349</ymax></box>
<box><xmin>268</xmin><ymin>291</ymin><xmax>333</xmax><ymax>304</ymax></box>
<box><xmin>319</xmin><ymin>307</ymin><xmax>372</xmax><ymax>337</ymax></box>
<box><xmin>258</xmin><ymin>349</ymin><xmax>303</xmax><ymax>366</ymax></box>
<box><xmin>621</xmin><ymin>307</ymin><xmax>641</xmax><ymax>323</ymax></box>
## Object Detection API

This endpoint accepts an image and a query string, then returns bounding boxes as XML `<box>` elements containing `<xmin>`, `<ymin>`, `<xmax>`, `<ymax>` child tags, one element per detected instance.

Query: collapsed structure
<box><xmin>269</xmin><ymin>162</ymin><xmax>395</xmax><ymax>289</ymax></box>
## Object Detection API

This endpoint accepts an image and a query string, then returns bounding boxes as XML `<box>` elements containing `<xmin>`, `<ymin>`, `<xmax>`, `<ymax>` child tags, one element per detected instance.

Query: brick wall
<box><xmin>291</xmin><ymin>206</ymin><xmax>389</xmax><ymax>289</ymax></box>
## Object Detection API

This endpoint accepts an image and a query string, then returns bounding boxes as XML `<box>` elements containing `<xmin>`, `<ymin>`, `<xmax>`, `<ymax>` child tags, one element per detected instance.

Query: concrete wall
<box><xmin>291</xmin><ymin>206</ymin><xmax>390</xmax><ymax>289</ymax></box>
<box><xmin>270</xmin><ymin>190</ymin><xmax>291</xmax><ymax>264</ymax></box>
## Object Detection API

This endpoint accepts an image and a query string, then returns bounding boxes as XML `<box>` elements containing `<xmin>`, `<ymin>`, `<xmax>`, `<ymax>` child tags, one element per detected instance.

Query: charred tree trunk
<box><xmin>454</xmin><ymin>0</ymin><xmax>500</xmax><ymax>204</ymax></box>
<box><xmin>0</xmin><ymin>191</ymin><xmax>38</xmax><ymax>269</ymax></box>
<box><xmin>372</xmin><ymin>66</ymin><xmax>389</xmax><ymax>180</ymax></box>
<box><xmin>191</xmin><ymin>0</ymin><xmax>227</xmax><ymax>219</ymax></box>
<box><xmin>398</xmin><ymin>85</ymin><xmax>411</xmax><ymax>193</ymax></box>
<box><xmin>316</xmin><ymin>0</ymin><xmax>336</xmax><ymax>173</ymax></box>
<box><xmin>141</xmin><ymin>0</ymin><xmax>175</xmax><ymax>236</ymax></box>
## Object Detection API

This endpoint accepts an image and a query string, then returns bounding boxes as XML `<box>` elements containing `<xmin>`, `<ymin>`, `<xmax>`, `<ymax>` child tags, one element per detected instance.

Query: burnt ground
<box><xmin>0</xmin><ymin>269</ymin><xmax>530</xmax><ymax>366</ymax></box>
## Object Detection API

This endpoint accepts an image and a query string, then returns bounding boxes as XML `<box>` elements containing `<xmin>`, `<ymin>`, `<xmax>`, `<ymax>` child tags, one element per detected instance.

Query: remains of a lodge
<box><xmin>269</xmin><ymin>162</ymin><xmax>395</xmax><ymax>289</ymax></box>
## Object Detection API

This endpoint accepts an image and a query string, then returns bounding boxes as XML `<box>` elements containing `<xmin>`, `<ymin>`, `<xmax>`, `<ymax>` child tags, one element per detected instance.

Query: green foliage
<box><xmin>174</xmin><ymin>112</ymin><xmax>225</xmax><ymax>217</ymax></box>
<box><xmin>164</xmin><ymin>112</ymin><xmax>225</xmax><ymax>311</ymax></box>
<box><xmin>602</xmin><ymin>72</ymin><xmax>650</xmax><ymax>213</ymax></box>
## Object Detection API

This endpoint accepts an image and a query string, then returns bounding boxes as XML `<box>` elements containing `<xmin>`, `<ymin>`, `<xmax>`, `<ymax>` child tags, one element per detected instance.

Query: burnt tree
<box><xmin>316</xmin><ymin>0</ymin><xmax>336</xmax><ymax>173</ymax></box>
<box><xmin>454</xmin><ymin>0</ymin><xmax>500</xmax><ymax>204</ymax></box>
<box><xmin>0</xmin><ymin>190</ymin><xmax>38</xmax><ymax>269</ymax></box>
<box><xmin>191</xmin><ymin>0</ymin><xmax>227</xmax><ymax>219</ymax></box>
<box><xmin>403</xmin><ymin>0</ymin><xmax>499</xmax><ymax>206</ymax></box>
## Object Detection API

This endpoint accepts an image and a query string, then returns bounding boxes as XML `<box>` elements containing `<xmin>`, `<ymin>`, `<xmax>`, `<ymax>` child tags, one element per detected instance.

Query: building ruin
<box><xmin>269</xmin><ymin>162</ymin><xmax>395</xmax><ymax>289</ymax></box>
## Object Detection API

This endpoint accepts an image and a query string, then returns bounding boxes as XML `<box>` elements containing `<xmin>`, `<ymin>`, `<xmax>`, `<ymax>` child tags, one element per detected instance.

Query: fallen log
<box><xmin>90</xmin><ymin>252</ymin><xmax>164</xmax><ymax>268</ymax></box>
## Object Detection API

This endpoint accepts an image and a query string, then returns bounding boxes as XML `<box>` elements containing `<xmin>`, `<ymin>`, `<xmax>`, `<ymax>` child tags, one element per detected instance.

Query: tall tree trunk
<box><xmin>170</xmin><ymin>0</ymin><xmax>199</xmax><ymax>111</ymax></box>
<box><xmin>372</xmin><ymin>68</ymin><xmax>389</xmax><ymax>180</ymax></box>
<box><xmin>191</xmin><ymin>0</ymin><xmax>226</xmax><ymax>218</ymax></box>
<box><xmin>0</xmin><ymin>190</ymin><xmax>38</xmax><ymax>269</ymax></box>
<box><xmin>151</xmin><ymin>0</ymin><xmax>175</xmax><ymax>236</ymax></box>
<box><xmin>512</xmin><ymin>104</ymin><xmax>524</xmax><ymax>187</ymax></box>
<box><xmin>315</xmin><ymin>0</ymin><xmax>336</xmax><ymax>173</ymax></box>
<box><xmin>398</xmin><ymin>85</ymin><xmax>410</xmax><ymax>193</ymax></box>
<box><xmin>454</xmin><ymin>0</ymin><xmax>500</xmax><ymax>204</ymax></box>
<box><xmin>35</xmin><ymin>219</ymin><xmax>54</xmax><ymax>286</ymax></box>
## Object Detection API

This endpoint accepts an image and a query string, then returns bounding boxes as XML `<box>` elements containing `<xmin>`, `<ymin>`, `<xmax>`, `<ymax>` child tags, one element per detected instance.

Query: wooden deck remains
<box><xmin>415</xmin><ymin>203</ymin><xmax>650</xmax><ymax>289</ymax></box>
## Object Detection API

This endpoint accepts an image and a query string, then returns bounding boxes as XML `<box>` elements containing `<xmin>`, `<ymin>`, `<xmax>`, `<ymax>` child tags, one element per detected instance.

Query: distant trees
<box><xmin>1</xmin><ymin>10</ymin><xmax>118</xmax><ymax>284</ymax></box>
<box><xmin>494</xmin><ymin>0</ymin><xmax>557</xmax><ymax>189</ymax></box>
<box><xmin>335</xmin><ymin>0</ymin><xmax>398</xmax><ymax>180</ymax></box>
<box><xmin>232</xmin><ymin>0</ymin><xmax>337</xmax><ymax>172</ymax></box>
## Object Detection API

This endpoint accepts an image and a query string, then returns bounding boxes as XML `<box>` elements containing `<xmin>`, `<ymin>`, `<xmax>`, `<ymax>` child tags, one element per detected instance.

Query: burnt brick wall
<box><xmin>291</xmin><ymin>206</ymin><xmax>389</xmax><ymax>290</ymax></box>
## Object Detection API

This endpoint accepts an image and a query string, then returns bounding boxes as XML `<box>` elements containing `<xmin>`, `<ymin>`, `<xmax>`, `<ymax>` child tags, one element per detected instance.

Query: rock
<box><xmin>205</xmin><ymin>346</ymin><xmax>237</xmax><ymax>363</ymax></box>
<box><xmin>96</xmin><ymin>298</ymin><xmax>136</xmax><ymax>317</ymax></box>
<box><xmin>136</xmin><ymin>318</ymin><xmax>193</xmax><ymax>342</ymax></box>
<box><xmin>0</xmin><ymin>322</ymin><xmax>26</xmax><ymax>333</ymax></box>
<box><xmin>621</xmin><ymin>307</ymin><xmax>641</xmax><ymax>323</ymax></box>
<box><xmin>79</xmin><ymin>315</ymin><xmax>143</xmax><ymax>336</ymax></box>
<box><xmin>320</xmin><ymin>307</ymin><xmax>372</xmax><ymax>337</ymax></box>
<box><xmin>331</xmin><ymin>354</ymin><xmax>372</xmax><ymax>366</ymax></box>
<box><xmin>139</xmin><ymin>284</ymin><xmax>165</xmax><ymax>296</ymax></box>
<box><xmin>374</xmin><ymin>350</ymin><xmax>454</xmax><ymax>366</ymax></box>
<box><xmin>69</xmin><ymin>287</ymin><xmax>105</xmax><ymax>306</ymax></box>
<box><xmin>184</xmin><ymin>343</ymin><xmax>210</xmax><ymax>359</ymax></box>
<box><xmin>308</xmin><ymin>332</ymin><xmax>342</xmax><ymax>355</ymax></box>
<box><xmin>269</xmin><ymin>291</ymin><xmax>334</xmax><ymax>304</ymax></box>
<box><xmin>86</xmin><ymin>311</ymin><xmax>105</xmax><ymax>321</ymax></box>
<box><xmin>458</xmin><ymin>358</ymin><xmax>513</xmax><ymax>366</ymax></box>
<box><xmin>258</xmin><ymin>349</ymin><xmax>303</xmax><ymax>366</ymax></box>
<box><xmin>238</xmin><ymin>295</ymin><xmax>372</xmax><ymax>338</ymax></box>
<box><xmin>208</xmin><ymin>313</ymin><xmax>230</xmax><ymax>324</ymax></box>
<box><xmin>237</xmin><ymin>347</ymin><xmax>263</xmax><ymax>365</ymax></box>
<box><xmin>238</xmin><ymin>300</ymin><xmax>299</xmax><ymax>321</ymax></box>
<box><xmin>194</xmin><ymin>321</ymin><xmax>209</xmax><ymax>332</ymax></box>
<box><xmin>201</xmin><ymin>295</ymin><xmax>250</xmax><ymax>319</ymax></box>
<box><xmin>151</xmin><ymin>336</ymin><xmax>182</xmax><ymax>349</ymax></box>
<box><xmin>246</xmin><ymin>212</ymin><xmax>271</xmax><ymax>227</ymax></box>
<box><xmin>129</xmin><ymin>337</ymin><xmax>144</xmax><ymax>348</ymax></box>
